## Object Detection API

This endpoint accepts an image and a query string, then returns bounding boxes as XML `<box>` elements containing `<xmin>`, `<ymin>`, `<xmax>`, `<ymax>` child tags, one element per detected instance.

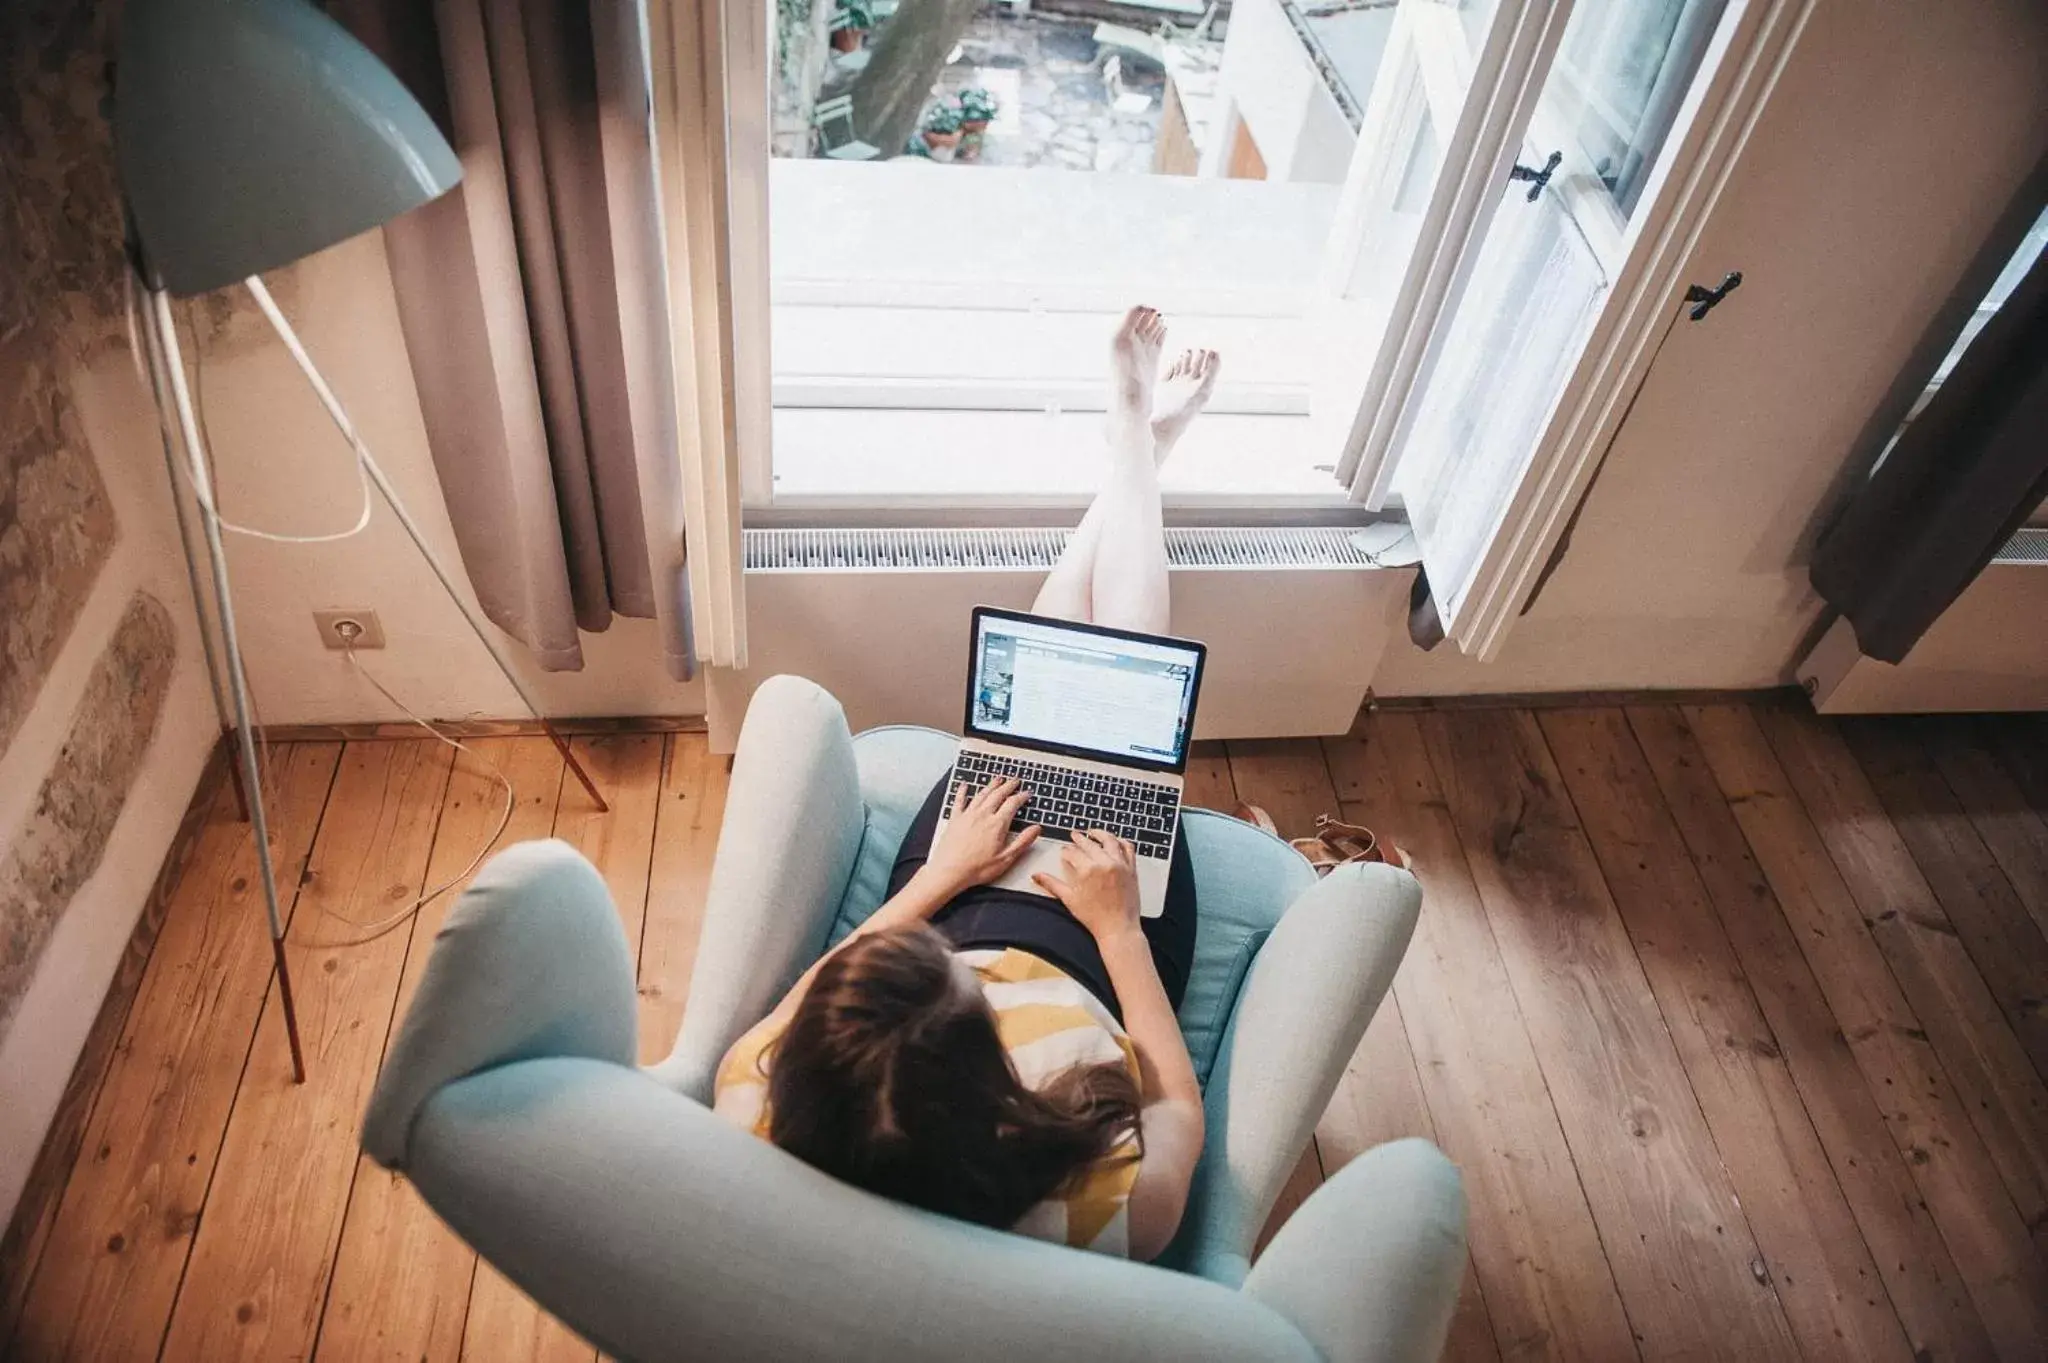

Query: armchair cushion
<box><xmin>823</xmin><ymin>726</ymin><xmax>1317</xmax><ymax>1085</ymax></box>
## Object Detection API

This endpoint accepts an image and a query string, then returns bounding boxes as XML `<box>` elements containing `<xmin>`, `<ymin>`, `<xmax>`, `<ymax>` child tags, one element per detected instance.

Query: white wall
<box><xmin>1801</xmin><ymin>568</ymin><xmax>2048</xmax><ymax>714</ymax></box>
<box><xmin>0</xmin><ymin>351</ymin><xmax>218</xmax><ymax>1229</ymax></box>
<box><xmin>708</xmin><ymin>563</ymin><xmax>1411</xmax><ymax>750</ymax></box>
<box><xmin>1204</xmin><ymin>0</ymin><xmax>1356</xmax><ymax>183</ymax></box>
<box><xmin>1374</xmin><ymin>0</ymin><xmax>2048</xmax><ymax>697</ymax></box>
<box><xmin>192</xmin><ymin>233</ymin><xmax>705</xmax><ymax>725</ymax></box>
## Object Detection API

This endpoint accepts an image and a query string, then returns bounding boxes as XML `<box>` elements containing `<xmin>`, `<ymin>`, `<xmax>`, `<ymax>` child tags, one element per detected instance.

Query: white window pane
<box><xmin>1392</xmin><ymin>188</ymin><xmax>1608</xmax><ymax>621</ymax></box>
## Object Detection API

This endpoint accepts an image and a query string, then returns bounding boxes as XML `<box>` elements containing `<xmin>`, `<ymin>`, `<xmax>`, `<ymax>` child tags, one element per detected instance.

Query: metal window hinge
<box><xmin>1507</xmin><ymin>150</ymin><xmax>1561</xmax><ymax>202</ymax></box>
<box><xmin>1683</xmin><ymin>271</ymin><xmax>1743</xmax><ymax>320</ymax></box>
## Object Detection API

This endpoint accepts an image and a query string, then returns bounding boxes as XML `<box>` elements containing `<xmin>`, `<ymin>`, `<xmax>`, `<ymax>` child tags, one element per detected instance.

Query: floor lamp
<box><xmin>116</xmin><ymin>0</ymin><xmax>610</xmax><ymax>1082</ymax></box>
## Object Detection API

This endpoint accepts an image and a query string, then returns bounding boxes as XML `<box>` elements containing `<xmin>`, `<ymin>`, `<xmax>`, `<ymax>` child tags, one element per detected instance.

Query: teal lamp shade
<box><xmin>116</xmin><ymin>0</ymin><xmax>462</xmax><ymax>296</ymax></box>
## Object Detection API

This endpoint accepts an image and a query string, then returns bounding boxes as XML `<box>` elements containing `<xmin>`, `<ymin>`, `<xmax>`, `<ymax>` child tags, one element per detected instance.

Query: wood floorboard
<box><xmin>1926</xmin><ymin>717</ymin><xmax>2048</xmax><ymax>953</ymax></box>
<box><xmin>1182</xmin><ymin>740</ymin><xmax>1237</xmax><ymax>813</ymax></box>
<box><xmin>7</xmin><ymin>744</ymin><xmax>343</xmax><ymax>1363</ymax></box>
<box><xmin>13</xmin><ymin>705</ymin><xmax>2048</xmax><ymax>1363</ymax></box>
<box><xmin>1542</xmin><ymin>708</ymin><xmax>1912</xmax><ymax>1362</ymax></box>
<box><xmin>1423</xmin><ymin>709</ymin><xmax>1800</xmax><ymax>1361</ymax></box>
<box><xmin>314</xmin><ymin>739</ymin><xmax>567</xmax><ymax>1363</ymax></box>
<box><xmin>0</xmin><ymin>746</ymin><xmax>229</xmax><ymax>1349</ymax></box>
<box><xmin>1687</xmin><ymin>704</ymin><xmax>2048</xmax><ymax>1360</ymax></box>
<box><xmin>1312</xmin><ymin>975</ymin><xmax>1502</xmax><ymax>1363</ymax></box>
<box><xmin>1752</xmin><ymin>705</ymin><xmax>2048</xmax><ymax>1256</ymax></box>
<box><xmin>1841</xmin><ymin>719</ymin><xmax>2048</xmax><ymax>1085</ymax></box>
<box><xmin>1628</xmin><ymin>706</ymin><xmax>1998</xmax><ymax>1363</ymax></box>
<box><xmin>1331</xmin><ymin>714</ymin><xmax>1635</xmax><ymax>1363</ymax></box>
<box><xmin>158</xmin><ymin>740</ymin><xmax>455</xmax><ymax>1363</ymax></box>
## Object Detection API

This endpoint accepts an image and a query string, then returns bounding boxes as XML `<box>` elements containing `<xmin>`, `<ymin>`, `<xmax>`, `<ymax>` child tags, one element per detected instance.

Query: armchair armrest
<box><xmin>363</xmin><ymin>839</ymin><xmax>638</xmax><ymax>1167</ymax></box>
<box><xmin>653</xmin><ymin>675</ymin><xmax>867</xmax><ymax>1101</ymax></box>
<box><xmin>406</xmin><ymin>1060</ymin><xmax>1320</xmax><ymax>1363</ymax></box>
<box><xmin>1243</xmin><ymin>1139</ymin><xmax>1467</xmax><ymax>1363</ymax></box>
<box><xmin>1169</xmin><ymin>862</ymin><xmax>1422</xmax><ymax>1283</ymax></box>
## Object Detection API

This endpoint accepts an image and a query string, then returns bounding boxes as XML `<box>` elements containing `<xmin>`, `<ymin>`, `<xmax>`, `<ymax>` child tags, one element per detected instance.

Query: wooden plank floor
<box><xmin>7</xmin><ymin>703</ymin><xmax>2048</xmax><ymax>1361</ymax></box>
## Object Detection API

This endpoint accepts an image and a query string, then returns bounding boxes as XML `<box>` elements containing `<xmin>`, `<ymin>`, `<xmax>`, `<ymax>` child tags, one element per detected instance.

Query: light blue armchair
<box><xmin>363</xmin><ymin>676</ymin><xmax>1465</xmax><ymax>1362</ymax></box>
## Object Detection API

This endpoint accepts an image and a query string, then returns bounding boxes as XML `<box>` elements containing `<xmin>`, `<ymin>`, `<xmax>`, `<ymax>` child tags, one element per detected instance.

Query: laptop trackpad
<box><xmin>972</xmin><ymin>828</ymin><xmax>1168</xmax><ymax>918</ymax></box>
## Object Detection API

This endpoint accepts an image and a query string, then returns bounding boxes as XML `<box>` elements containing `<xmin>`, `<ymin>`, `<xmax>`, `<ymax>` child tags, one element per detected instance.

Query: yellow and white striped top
<box><xmin>713</xmin><ymin>946</ymin><xmax>1144</xmax><ymax>1256</ymax></box>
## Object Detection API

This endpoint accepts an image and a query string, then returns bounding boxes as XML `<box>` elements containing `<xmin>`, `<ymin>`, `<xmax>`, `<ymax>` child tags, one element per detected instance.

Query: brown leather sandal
<box><xmin>1234</xmin><ymin>802</ymin><xmax>1412</xmax><ymax>874</ymax></box>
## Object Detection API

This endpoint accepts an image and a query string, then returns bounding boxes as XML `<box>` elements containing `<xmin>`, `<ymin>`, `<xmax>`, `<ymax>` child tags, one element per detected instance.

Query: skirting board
<box><xmin>257</xmin><ymin>714</ymin><xmax>709</xmax><ymax>743</ymax></box>
<box><xmin>1363</xmin><ymin>685</ymin><xmax>1805</xmax><ymax>717</ymax></box>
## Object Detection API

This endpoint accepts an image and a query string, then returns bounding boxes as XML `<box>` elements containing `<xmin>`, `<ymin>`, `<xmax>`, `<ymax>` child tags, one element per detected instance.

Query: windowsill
<box><xmin>767</xmin><ymin>159</ymin><xmax>1349</xmax><ymax>504</ymax></box>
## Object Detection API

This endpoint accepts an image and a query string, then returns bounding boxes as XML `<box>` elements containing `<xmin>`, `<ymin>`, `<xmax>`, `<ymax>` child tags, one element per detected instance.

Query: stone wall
<box><xmin>1</xmin><ymin>0</ymin><xmax>133</xmax><ymax>771</ymax></box>
<box><xmin>0</xmin><ymin>0</ymin><xmax>180</xmax><ymax>1042</ymax></box>
<box><xmin>0</xmin><ymin>594</ymin><xmax>176</xmax><ymax>1034</ymax></box>
<box><xmin>0</xmin><ymin>0</ymin><xmax>221</xmax><ymax>1230</ymax></box>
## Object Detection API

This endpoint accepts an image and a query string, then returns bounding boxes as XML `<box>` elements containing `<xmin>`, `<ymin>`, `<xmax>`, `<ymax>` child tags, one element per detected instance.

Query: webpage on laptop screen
<box><xmin>972</xmin><ymin>616</ymin><xmax>1199</xmax><ymax>765</ymax></box>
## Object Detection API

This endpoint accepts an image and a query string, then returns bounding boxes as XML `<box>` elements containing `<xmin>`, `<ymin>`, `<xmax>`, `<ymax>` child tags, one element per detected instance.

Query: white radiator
<box><xmin>706</xmin><ymin>527</ymin><xmax>1415</xmax><ymax>750</ymax></box>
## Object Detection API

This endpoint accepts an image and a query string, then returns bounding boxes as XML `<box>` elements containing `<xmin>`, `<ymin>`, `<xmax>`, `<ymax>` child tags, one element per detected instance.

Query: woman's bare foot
<box><xmin>1151</xmin><ymin>348</ymin><xmax>1219</xmax><ymax>463</ymax></box>
<box><xmin>1108</xmin><ymin>305</ymin><xmax>1167</xmax><ymax>451</ymax></box>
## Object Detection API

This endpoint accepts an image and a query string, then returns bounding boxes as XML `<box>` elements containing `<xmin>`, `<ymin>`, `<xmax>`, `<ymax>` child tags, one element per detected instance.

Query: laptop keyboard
<box><xmin>948</xmin><ymin>751</ymin><xmax>1180</xmax><ymax>859</ymax></box>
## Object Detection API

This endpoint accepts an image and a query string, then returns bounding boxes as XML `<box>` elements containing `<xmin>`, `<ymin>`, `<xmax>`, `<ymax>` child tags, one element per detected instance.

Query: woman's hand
<box><xmin>1032</xmin><ymin>829</ymin><xmax>1141</xmax><ymax>943</ymax></box>
<box><xmin>921</xmin><ymin>777</ymin><xmax>1040</xmax><ymax>896</ymax></box>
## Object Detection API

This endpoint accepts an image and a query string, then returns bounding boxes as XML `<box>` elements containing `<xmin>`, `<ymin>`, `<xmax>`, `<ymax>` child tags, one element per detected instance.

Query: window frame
<box><xmin>649</xmin><ymin>0</ymin><xmax>1811</xmax><ymax>669</ymax></box>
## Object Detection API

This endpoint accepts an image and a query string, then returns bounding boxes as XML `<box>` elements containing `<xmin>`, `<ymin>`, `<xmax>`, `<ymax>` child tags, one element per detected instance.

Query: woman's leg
<box><xmin>1031</xmin><ymin>307</ymin><xmax>1219</xmax><ymax>633</ymax></box>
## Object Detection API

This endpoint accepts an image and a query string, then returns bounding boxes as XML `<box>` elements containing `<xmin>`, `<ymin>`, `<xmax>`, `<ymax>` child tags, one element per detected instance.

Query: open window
<box><xmin>649</xmin><ymin>0</ymin><xmax>1808</xmax><ymax>664</ymax></box>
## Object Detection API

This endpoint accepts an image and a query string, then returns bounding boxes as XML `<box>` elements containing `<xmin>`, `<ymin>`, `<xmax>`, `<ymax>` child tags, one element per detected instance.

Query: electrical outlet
<box><xmin>314</xmin><ymin>609</ymin><xmax>386</xmax><ymax>650</ymax></box>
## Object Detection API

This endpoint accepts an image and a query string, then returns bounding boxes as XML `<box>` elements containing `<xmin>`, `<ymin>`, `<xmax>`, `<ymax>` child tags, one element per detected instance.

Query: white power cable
<box><xmin>298</xmin><ymin>634</ymin><xmax>518</xmax><ymax>949</ymax></box>
<box><xmin>155</xmin><ymin>288</ymin><xmax>377</xmax><ymax>544</ymax></box>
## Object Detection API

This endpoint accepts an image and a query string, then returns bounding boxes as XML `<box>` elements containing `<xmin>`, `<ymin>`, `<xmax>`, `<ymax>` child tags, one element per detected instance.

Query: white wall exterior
<box><xmin>1202</xmin><ymin>0</ymin><xmax>1356</xmax><ymax>183</ymax></box>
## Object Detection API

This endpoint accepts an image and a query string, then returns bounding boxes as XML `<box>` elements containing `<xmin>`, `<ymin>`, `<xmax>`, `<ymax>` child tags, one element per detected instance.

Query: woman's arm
<box><xmin>1033</xmin><ymin>830</ymin><xmax>1205</xmax><ymax>1261</ymax></box>
<box><xmin>747</xmin><ymin>778</ymin><xmax>1040</xmax><ymax>1037</ymax></box>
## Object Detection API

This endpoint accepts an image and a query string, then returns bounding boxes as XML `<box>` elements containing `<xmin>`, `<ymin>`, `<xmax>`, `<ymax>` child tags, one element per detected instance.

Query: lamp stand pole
<box><xmin>138</xmin><ymin>285</ymin><xmax>252</xmax><ymax>825</ymax></box>
<box><xmin>145</xmin><ymin>286</ymin><xmax>309</xmax><ymax>1084</ymax></box>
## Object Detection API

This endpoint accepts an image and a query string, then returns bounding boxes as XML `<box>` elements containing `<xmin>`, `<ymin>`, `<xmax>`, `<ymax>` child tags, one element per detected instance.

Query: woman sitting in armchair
<box><xmin>712</xmin><ymin>307</ymin><xmax>1221</xmax><ymax>1261</ymax></box>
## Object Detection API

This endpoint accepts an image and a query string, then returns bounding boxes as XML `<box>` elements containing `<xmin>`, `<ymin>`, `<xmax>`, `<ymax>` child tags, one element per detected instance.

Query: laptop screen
<box><xmin>966</xmin><ymin>609</ymin><xmax>1205</xmax><ymax>772</ymax></box>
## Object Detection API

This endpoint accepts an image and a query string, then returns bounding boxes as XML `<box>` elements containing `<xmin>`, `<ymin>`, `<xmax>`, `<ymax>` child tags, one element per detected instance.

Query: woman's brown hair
<box><xmin>765</xmin><ymin>925</ymin><xmax>1142</xmax><ymax>1230</ymax></box>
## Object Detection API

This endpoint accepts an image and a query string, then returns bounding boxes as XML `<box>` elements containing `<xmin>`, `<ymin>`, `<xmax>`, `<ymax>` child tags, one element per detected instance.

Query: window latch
<box><xmin>1507</xmin><ymin>151</ymin><xmax>1561</xmax><ymax>201</ymax></box>
<box><xmin>1683</xmin><ymin>271</ymin><xmax>1743</xmax><ymax>321</ymax></box>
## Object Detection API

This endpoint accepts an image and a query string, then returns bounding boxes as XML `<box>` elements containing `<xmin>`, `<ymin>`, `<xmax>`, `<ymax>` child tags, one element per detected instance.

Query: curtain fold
<box><xmin>338</xmin><ymin>0</ymin><xmax>693</xmax><ymax>679</ymax></box>
<box><xmin>1811</xmin><ymin>231</ymin><xmax>2048</xmax><ymax>665</ymax></box>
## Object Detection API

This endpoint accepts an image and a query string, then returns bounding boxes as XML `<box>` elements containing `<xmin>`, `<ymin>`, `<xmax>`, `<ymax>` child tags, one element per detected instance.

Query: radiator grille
<box><xmin>744</xmin><ymin>526</ymin><xmax>1407</xmax><ymax>571</ymax></box>
<box><xmin>1994</xmin><ymin>526</ymin><xmax>2048</xmax><ymax>565</ymax></box>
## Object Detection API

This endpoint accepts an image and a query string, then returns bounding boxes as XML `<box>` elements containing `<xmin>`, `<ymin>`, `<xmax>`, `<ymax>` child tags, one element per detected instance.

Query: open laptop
<box><xmin>933</xmin><ymin>606</ymin><xmax>1208</xmax><ymax>918</ymax></box>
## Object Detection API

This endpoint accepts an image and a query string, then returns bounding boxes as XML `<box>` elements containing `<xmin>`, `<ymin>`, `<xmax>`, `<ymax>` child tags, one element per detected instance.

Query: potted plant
<box><xmin>921</xmin><ymin>100</ymin><xmax>964</xmax><ymax>152</ymax></box>
<box><xmin>957</xmin><ymin>86</ymin><xmax>998</xmax><ymax>134</ymax></box>
<box><xmin>829</xmin><ymin>0</ymin><xmax>873</xmax><ymax>53</ymax></box>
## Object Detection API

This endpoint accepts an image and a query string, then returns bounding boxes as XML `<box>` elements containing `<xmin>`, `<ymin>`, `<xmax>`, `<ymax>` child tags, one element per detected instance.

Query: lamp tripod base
<box><xmin>144</xmin><ymin>274</ymin><xmax>615</xmax><ymax>1087</ymax></box>
<box><xmin>270</xmin><ymin>932</ymin><xmax>308</xmax><ymax>1083</ymax></box>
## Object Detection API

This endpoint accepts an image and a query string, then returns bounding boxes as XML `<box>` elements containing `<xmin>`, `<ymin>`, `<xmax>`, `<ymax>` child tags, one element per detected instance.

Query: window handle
<box><xmin>1507</xmin><ymin>151</ymin><xmax>1562</xmax><ymax>202</ymax></box>
<box><xmin>1683</xmin><ymin>271</ymin><xmax>1743</xmax><ymax>321</ymax></box>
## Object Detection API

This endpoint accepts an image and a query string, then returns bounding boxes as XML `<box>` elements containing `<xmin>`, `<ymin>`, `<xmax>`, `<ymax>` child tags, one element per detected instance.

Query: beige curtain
<box><xmin>340</xmin><ymin>0</ymin><xmax>692</xmax><ymax>678</ymax></box>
